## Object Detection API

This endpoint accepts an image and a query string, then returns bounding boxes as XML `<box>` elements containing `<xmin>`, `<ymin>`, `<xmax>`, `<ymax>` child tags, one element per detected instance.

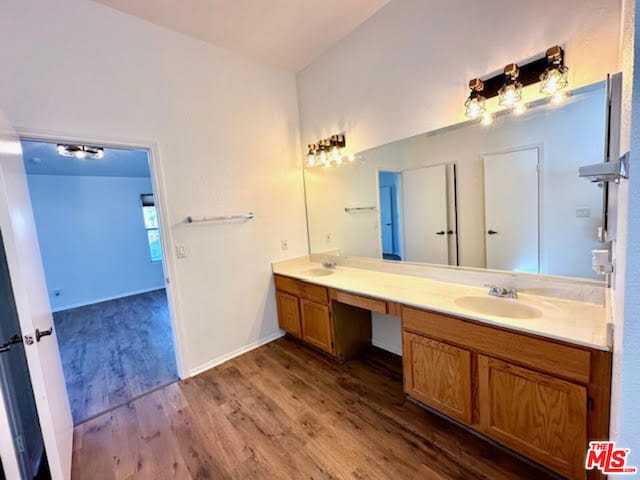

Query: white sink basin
<box><xmin>305</xmin><ymin>268</ymin><xmax>335</xmax><ymax>277</ymax></box>
<box><xmin>454</xmin><ymin>296</ymin><xmax>542</xmax><ymax>320</ymax></box>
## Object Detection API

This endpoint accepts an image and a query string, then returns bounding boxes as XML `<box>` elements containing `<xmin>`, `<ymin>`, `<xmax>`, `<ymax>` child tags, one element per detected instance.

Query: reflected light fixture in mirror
<box><xmin>464</xmin><ymin>78</ymin><xmax>487</xmax><ymax>120</ymax></box>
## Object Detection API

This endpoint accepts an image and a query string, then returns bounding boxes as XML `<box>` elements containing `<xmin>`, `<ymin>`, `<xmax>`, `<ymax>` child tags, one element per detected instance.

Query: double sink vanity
<box><xmin>272</xmin><ymin>257</ymin><xmax>612</xmax><ymax>480</ymax></box>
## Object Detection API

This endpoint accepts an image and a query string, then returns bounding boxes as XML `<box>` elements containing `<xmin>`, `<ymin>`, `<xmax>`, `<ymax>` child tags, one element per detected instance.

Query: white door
<box><xmin>402</xmin><ymin>165</ymin><xmax>449</xmax><ymax>264</ymax></box>
<box><xmin>379</xmin><ymin>186</ymin><xmax>395</xmax><ymax>254</ymax></box>
<box><xmin>0</xmin><ymin>113</ymin><xmax>73</xmax><ymax>479</ymax></box>
<box><xmin>483</xmin><ymin>148</ymin><xmax>540</xmax><ymax>273</ymax></box>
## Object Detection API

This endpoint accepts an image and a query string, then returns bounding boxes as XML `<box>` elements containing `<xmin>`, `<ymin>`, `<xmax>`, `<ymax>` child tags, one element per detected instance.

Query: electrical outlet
<box><xmin>280</xmin><ymin>240</ymin><xmax>288</xmax><ymax>251</ymax></box>
<box><xmin>175</xmin><ymin>245</ymin><xmax>187</xmax><ymax>258</ymax></box>
<box><xmin>576</xmin><ymin>207</ymin><xmax>591</xmax><ymax>218</ymax></box>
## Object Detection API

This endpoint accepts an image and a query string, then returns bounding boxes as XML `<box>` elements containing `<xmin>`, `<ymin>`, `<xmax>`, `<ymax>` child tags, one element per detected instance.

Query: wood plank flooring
<box><xmin>54</xmin><ymin>289</ymin><xmax>178</xmax><ymax>424</ymax></box>
<box><xmin>72</xmin><ymin>337</ymin><xmax>561</xmax><ymax>479</ymax></box>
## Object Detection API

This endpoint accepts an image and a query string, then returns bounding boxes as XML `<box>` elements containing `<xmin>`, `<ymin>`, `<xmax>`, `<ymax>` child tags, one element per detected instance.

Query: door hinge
<box><xmin>587</xmin><ymin>397</ymin><xmax>594</xmax><ymax>411</ymax></box>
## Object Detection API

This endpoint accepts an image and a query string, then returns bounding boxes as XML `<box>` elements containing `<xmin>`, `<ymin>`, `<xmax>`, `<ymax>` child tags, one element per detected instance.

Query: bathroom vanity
<box><xmin>272</xmin><ymin>259</ymin><xmax>611</xmax><ymax>480</ymax></box>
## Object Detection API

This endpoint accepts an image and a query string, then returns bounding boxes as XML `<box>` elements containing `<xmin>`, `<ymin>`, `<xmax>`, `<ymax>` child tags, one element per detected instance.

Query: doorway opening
<box><xmin>20</xmin><ymin>139</ymin><xmax>179</xmax><ymax>425</ymax></box>
<box><xmin>378</xmin><ymin>171</ymin><xmax>403</xmax><ymax>261</ymax></box>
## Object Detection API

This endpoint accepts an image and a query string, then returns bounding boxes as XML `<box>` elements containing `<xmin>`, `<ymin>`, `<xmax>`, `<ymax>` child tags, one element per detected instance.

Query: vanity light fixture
<box><xmin>540</xmin><ymin>45</ymin><xmax>569</xmax><ymax>97</ymax></box>
<box><xmin>306</xmin><ymin>133</ymin><xmax>347</xmax><ymax>168</ymax></box>
<box><xmin>464</xmin><ymin>78</ymin><xmax>487</xmax><ymax>120</ymax></box>
<box><xmin>57</xmin><ymin>144</ymin><xmax>105</xmax><ymax>160</ymax></box>
<box><xmin>498</xmin><ymin>64</ymin><xmax>523</xmax><ymax>108</ymax></box>
<box><xmin>463</xmin><ymin>45</ymin><xmax>568</xmax><ymax>121</ymax></box>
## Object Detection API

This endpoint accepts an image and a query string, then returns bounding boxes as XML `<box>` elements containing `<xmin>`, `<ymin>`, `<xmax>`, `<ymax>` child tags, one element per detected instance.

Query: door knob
<box><xmin>487</xmin><ymin>230</ymin><xmax>499</xmax><ymax>235</ymax></box>
<box><xmin>35</xmin><ymin>327</ymin><xmax>53</xmax><ymax>342</ymax></box>
<box><xmin>435</xmin><ymin>231</ymin><xmax>445</xmax><ymax>235</ymax></box>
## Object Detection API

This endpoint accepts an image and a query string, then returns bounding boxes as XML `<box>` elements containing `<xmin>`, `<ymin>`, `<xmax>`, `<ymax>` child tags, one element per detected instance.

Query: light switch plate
<box><xmin>176</xmin><ymin>245</ymin><xmax>187</xmax><ymax>258</ymax></box>
<box><xmin>576</xmin><ymin>207</ymin><xmax>591</xmax><ymax>218</ymax></box>
<box><xmin>280</xmin><ymin>240</ymin><xmax>288</xmax><ymax>251</ymax></box>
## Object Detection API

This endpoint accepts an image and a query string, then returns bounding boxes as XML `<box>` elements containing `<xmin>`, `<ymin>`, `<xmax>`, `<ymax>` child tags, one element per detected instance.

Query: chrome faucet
<box><xmin>488</xmin><ymin>285</ymin><xmax>518</xmax><ymax>299</ymax></box>
<box><xmin>322</xmin><ymin>261</ymin><xmax>337</xmax><ymax>269</ymax></box>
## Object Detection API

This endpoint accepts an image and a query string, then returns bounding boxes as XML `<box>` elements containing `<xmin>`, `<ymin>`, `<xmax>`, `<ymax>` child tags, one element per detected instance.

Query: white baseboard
<box><xmin>52</xmin><ymin>285</ymin><xmax>166</xmax><ymax>312</ymax></box>
<box><xmin>372</xmin><ymin>339</ymin><xmax>403</xmax><ymax>357</ymax></box>
<box><xmin>188</xmin><ymin>330</ymin><xmax>286</xmax><ymax>377</ymax></box>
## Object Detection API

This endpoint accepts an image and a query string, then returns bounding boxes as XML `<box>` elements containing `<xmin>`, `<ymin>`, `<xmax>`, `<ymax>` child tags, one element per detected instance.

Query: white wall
<box><xmin>0</xmin><ymin>0</ymin><xmax>308</xmax><ymax>374</ymax></box>
<box><xmin>297</xmin><ymin>0</ymin><xmax>621</xmax><ymax>155</ymax></box>
<box><xmin>298</xmin><ymin>0</ymin><xmax>621</xmax><ymax>359</ymax></box>
<box><xmin>27</xmin><ymin>174</ymin><xmax>165</xmax><ymax>311</ymax></box>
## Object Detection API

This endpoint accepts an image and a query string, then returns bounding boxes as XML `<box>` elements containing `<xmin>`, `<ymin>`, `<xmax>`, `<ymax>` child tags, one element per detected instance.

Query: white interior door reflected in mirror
<box><xmin>402</xmin><ymin>165</ymin><xmax>450</xmax><ymax>264</ymax></box>
<box><xmin>483</xmin><ymin>147</ymin><xmax>540</xmax><ymax>273</ymax></box>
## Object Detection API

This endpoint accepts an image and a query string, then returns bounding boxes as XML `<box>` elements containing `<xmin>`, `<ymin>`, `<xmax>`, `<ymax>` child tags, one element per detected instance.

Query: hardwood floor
<box><xmin>54</xmin><ymin>289</ymin><xmax>178</xmax><ymax>424</ymax></box>
<box><xmin>71</xmin><ymin>337</ymin><xmax>562</xmax><ymax>479</ymax></box>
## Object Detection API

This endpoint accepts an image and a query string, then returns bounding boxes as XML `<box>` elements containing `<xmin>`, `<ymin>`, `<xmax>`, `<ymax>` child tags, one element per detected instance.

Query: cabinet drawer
<box><xmin>478</xmin><ymin>355</ymin><xmax>587</xmax><ymax>479</ymax></box>
<box><xmin>274</xmin><ymin>275</ymin><xmax>328</xmax><ymax>304</ymax></box>
<box><xmin>402</xmin><ymin>306</ymin><xmax>591</xmax><ymax>384</ymax></box>
<box><xmin>403</xmin><ymin>331</ymin><xmax>472</xmax><ymax>424</ymax></box>
<box><xmin>331</xmin><ymin>290</ymin><xmax>387</xmax><ymax>314</ymax></box>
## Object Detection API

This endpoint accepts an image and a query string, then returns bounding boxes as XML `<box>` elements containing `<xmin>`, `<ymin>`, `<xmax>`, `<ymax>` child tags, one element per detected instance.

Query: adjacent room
<box><xmin>21</xmin><ymin>140</ymin><xmax>178</xmax><ymax>424</ymax></box>
<box><xmin>1</xmin><ymin>0</ymin><xmax>640</xmax><ymax>479</ymax></box>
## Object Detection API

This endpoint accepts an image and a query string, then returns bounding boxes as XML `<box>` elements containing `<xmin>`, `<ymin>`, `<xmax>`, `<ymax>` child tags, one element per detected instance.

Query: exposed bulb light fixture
<box><xmin>305</xmin><ymin>134</ymin><xmax>347</xmax><ymax>168</ymax></box>
<box><xmin>498</xmin><ymin>64</ymin><xmax>523</xmax><ymax>108</ymax></box>
<box><xmin>464</xmin><ymin>78</ymin><xmax>486</xmax><ymax>120</ymax></box>
<box><xmin>540</xmin><ymin>45</ymin><xmax>568</xmax><ymax>96</ymax></box>
<box><xmin>57</xmin><ymin>144</ymin><xmax>105</xmax><ymax>160</ymax></box>
<box><xmin>463</xmin><ymin>45</ymin><xmax>570</xmax><ymax>125</ymax></box>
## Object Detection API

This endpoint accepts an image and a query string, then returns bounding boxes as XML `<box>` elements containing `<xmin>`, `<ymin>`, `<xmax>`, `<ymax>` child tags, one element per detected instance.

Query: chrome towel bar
<box><xmin>186</xmin><ymin>213</ymin><xmax>255</xmax><ymax>223</ymax></box>
<box><xmin>344</xmin><ymin>206</ymin><xmax>376</xmax><ymax>213</ymax></box>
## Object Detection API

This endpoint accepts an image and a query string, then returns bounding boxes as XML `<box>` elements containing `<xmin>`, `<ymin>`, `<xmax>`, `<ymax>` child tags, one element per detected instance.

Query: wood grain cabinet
<box><xmin>403</xmin><ymin>332</ymin><xmax>472</xmax><ymax>423</ymax></box>
<box><xmin>275</xmin><ymin>291</ymin><xmax>302</xmax><ymax>338</ymax></box>
<box><xmin>301</xmin><ymin>299</ymin><xmax>333</xmax><ymax>354</ymax></box>
<box><xmin>477</xmin><ymin>355</ymin><xmax>587</xmax><ymax>479</ymax></box>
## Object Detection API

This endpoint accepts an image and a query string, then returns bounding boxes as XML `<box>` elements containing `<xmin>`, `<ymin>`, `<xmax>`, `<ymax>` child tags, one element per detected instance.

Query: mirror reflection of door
<box><xmin>378</xmin><ymin>172</ymin><xmax>402</xmax><ymax>261</ymax></box>
<box><xmin>483</xmin><ymin>147</ymin><xmax>540</xmax><ymax>273</ymax></box>
<box><xmin>401</xmin><ymin>165</ymin><xmax>450</xmax><ymax>264</ymax></box>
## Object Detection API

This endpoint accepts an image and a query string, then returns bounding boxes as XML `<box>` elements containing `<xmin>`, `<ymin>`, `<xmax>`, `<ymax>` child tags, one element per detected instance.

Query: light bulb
<box><xmin>551</xmin><ymin>91</ymin><xmax>566</xmax><ymax>105</ymax></box>
<box><xmin>306</xmin><ymin>153</ymin><xmax>316</xmax><ymax>167</ymax></box>
<box><xmin>498</xmin><ymin>83</ymin><xmax>522</xmax><ymax>108</ymax></box>
<box><xmin>319</xmin><ymin>151</ymin><xmax>328</xmax><ymax>166</ymax></box>
<box><xmin>331</xmin><ymin>146</ymin><xmax>342</xmax><ymax>164</ymax></box>
<box><xmin>540</xmin><ymin>65</ymin><xmax>568</xmax><ymax>96</ymax></box>
<box><xmin>465</xmin><ymin>95</ymin><xmax>486</xmax><ymax>120</ymax></box>
<box><xmin>513</xmin><ymin>103</ymin><xmax>527</xmax><ymax>115</ymax></box>
<box><xmin>481</xmin><ymin>113</ymin><xmax>493</xmax><ymax>126</ymax></box>
<box><xmin>73</xmin><ymin>149</ymin><xmax>88</xmax><ymax>159</ymax></box>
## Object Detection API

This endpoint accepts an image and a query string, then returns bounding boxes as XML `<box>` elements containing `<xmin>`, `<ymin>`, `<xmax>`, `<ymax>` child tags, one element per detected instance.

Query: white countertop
<box><xmin>272</xmin><ymin>259</ymin><xmax>611</xmax><ymax>351</ymax></box>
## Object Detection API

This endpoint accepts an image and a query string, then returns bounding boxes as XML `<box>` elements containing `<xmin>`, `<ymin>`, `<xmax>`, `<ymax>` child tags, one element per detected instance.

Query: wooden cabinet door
<box><xmin>276</xmin><ymin>291</ymin><xmax>302</xmax><ymax>338</ymax></box>
<box><xmin>300</xmin><ymin>299</ymin><xmax>333</xmax><ymax>354</ymax></box>
<box><xmin>477</xmin><ymin>355</ymin><xmax>587</xmax><ymax>479</ymax></box>
<box><xmin>402</xmin><ymin>332</ymin><xmax>472</xmax><ymax>424</ymax></box>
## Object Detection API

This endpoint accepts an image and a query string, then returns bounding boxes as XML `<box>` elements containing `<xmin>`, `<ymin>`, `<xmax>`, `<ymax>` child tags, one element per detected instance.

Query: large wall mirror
<box><xmin>304</xmin><ymin>80</ymin><xmax>609</xmax><ymax>280</ymax></box>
